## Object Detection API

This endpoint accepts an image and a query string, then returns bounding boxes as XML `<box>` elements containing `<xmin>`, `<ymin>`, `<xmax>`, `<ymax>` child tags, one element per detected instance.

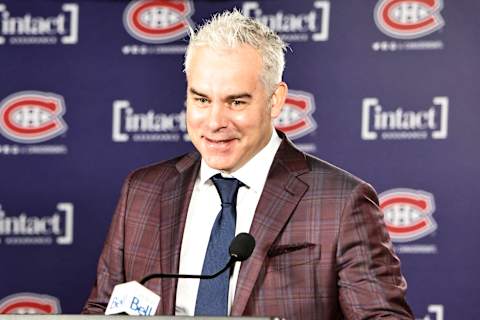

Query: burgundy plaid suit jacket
<box><xmin>83</xmin><ymin>137</ymin><xmax>413</xmax><ymax>319</ymax></box>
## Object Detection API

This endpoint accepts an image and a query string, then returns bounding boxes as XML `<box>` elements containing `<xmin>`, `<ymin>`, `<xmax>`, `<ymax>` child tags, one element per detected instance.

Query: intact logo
<box><xmin>0</xmin><ymin>91</ymin><xmax>67</xmax><ymax>144</ymax></box>
<box><xmin>0</xmin><ymin>3</ymin><xmax>79</xmax><ymax>45</ymax></box>
<box><xmin>361</xmin><ymin>96</ymin><xmax>448</xmax><ymax>140</ymax></box>
<box><xmin>123</xmin><ymin>0</ymin><xmax>193</xmax><ymax>44</ymax></box>
<box><xmin>379</xmin><ymin>188</ymin><xmax>437</xmax><ymax>243</ymax></box>
<box><xmin>274</xmin><ymin>90</ymin><xmax>317</xmax><ymax>140</ymax></box>
<box><xmin>374</xmin><ymin>0</ymin><xmax>444</xmax><ymax>40</ymax></box>
<box><xmin>0</xmin><ymin>293</ymin><xmax>61</xmax><ymax>314</ymax></box>
<box><xmin>112</xmin><ymin>100</ymin><xmax>187</xmax><ymax>142</ymax></box>
<box><xmin>0</xmin><ymin>202</ymin><xmax>74</xmax><ymax>245</ymax></box>
<box><xmin>243</xmin><ymin>1</ymin><xmax>330</xmax><ymax>42</ymax></box>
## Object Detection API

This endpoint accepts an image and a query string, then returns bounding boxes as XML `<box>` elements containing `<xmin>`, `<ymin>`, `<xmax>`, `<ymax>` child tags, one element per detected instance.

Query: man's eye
<box><xmin>195</xmin><ymin>97</ymin><xmax>209</xmax><ymax>104</ymax></box>
<box><xmin>232</xmin><ymin>100</ymin><xmax>245</xmax><ymax>106</ymax></box>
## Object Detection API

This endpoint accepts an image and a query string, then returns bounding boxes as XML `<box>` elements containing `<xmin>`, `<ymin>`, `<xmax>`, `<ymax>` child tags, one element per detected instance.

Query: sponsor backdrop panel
<box><xmin>0</xmin><ymin>0</ymin><xmax>478</xmax><ymax>318</ymax></box>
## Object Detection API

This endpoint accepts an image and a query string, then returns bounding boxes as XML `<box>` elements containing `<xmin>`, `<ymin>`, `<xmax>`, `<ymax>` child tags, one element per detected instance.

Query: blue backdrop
<box><xmin>0</xmin><ymin>1</ymin><xmax>478</xmax><ymax>319</ymax></box>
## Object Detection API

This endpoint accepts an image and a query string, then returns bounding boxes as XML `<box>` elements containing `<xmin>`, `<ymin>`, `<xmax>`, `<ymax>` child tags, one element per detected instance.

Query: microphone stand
<box><xmin>139</xmin><ymin>257</ymin><xmax>236</xmax><ymax>285</ymax></box>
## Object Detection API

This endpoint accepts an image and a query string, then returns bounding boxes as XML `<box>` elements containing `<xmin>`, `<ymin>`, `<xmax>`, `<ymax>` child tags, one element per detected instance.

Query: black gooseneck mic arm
<box><xmin>140</xmin><ymin>257</ymin><xmax>236</xmax><ymax>283</ymax></box>
<box><xmin>139</xmin><ymin>232</ymin><xmax>256</xmax><ymax>285</ymax></box>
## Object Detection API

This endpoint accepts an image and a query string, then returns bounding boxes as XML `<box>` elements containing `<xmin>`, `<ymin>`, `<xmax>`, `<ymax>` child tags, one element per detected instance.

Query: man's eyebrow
<box><xmin>189</xmin><ymin>88</ymin><xmax>252</xmax><ymax>100</ymax></box>
<box><xmin>226</xmin><ymin>93</ymin><xmax>252</xmax><ymax>100</ymax></box>
<box><xmin>189</xmin><ymin>88</ymin><xmax>208</xmax><ymax>97</ymax></box>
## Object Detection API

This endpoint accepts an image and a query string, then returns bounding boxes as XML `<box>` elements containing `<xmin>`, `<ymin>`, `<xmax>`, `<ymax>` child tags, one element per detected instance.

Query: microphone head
<box><xmin>229</xmin><ymin>233</ymin><xmax>256</xmax><ymax>262</ymax></box>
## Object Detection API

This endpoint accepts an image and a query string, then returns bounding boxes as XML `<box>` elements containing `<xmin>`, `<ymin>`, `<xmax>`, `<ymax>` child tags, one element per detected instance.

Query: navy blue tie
<box><xmin>194</xmin><ymin>174</ymin><xmax>243</xmax><ymax>316</ymax></box>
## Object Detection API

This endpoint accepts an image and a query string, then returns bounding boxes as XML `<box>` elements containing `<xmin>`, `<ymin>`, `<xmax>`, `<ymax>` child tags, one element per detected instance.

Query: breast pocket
<box><xmin>256</xmin><ymin>242</ymin><xmax>322</xmax><ymax>296</ymax></box>
<box><xmin>266</xmin><ymin>242</ymin><xmax>321</xmax><ymax>272</ymax></box>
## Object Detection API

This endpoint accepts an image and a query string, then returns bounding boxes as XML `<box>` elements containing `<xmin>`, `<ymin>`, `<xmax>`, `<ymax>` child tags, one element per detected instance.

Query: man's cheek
<box><xmin>186</xmin><ymin>110</ymin><xmax>202</xmax><ymax>130</ymax></box>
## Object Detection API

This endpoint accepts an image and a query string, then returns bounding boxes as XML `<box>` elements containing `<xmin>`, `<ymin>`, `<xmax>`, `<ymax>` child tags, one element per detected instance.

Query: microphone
<box><xmin>105</xmin><ymin>232</ymin><xmax>256</xmax><ymax>316</ymax></box>
<box><xmin>105</xmin><ymin>280</ymin><xmax>160</xmax><ymax>316</ymax></box>
<box><xmin>140</xmin><ymin>232</ymin><xmax>256</xmax><ymax>284</ymax></box>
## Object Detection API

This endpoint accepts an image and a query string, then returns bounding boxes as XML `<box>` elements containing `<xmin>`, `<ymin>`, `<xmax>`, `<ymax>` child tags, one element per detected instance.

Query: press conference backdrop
<box><xmin>0</xmin><ymin>0</ymin><xmax>478</xmax><ymax>318</ymax></box>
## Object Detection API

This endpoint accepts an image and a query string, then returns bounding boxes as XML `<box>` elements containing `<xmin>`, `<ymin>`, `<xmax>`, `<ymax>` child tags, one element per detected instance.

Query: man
<box><xmin>83</xmin><ymin>10</ymin><xmax>413</xmax><ymax>319</ymax></box>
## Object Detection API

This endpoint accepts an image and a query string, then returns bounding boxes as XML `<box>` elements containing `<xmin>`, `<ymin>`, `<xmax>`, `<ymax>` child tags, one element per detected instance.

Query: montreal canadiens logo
<box><xmin>0</xmin><ymin>293</ymin><xmax>61</xmax><ymax>314</ymax></box>
<box><xmin>374</xmin><ymin>0</ymin><xmax>444</xmax><ymax>39</ymax></box>
<box><xmin>0</xmin><ymin>91</ymin><xmax>67</xmax><ymax>144</ymax></box>
<box><xmin>379</xmin><ymin>188</ymin><xmax>437</xmax><ymax>242</ymax></box>
<box><xmin>274</xmin><ymin>90</ymin><xmax>317</xmax><ymax>140</ymax></box>
<box><xmin>123</xmin><ymin>0</ymin><xmax>194</xmax><ymax>44</ymax></box>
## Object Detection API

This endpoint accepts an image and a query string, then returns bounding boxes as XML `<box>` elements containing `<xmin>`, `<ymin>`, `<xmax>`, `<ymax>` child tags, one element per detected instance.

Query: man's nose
<box><xmin>207</xmin><ymin>102</ymin><xmax>228</xmax><ymax>130</ymax></box>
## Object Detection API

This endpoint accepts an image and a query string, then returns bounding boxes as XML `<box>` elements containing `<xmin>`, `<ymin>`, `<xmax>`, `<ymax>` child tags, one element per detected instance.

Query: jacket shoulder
<box><xmin>303</xmin><ymin>152</ymin><xmax>367</xmax><ymax>189</ymax></box>
<box><xmin>277</xmin><ymin>138</ymin><xmax>372</xmax><ymax>194</ymax></box>
<box><xmin>299</xmin><ymin>152</ymin><xmax>379</xmax><ymax>210</ymax></box>
<box><xmin>126</xmin><ymin>151</ymin><xmax>199</xmax><ymax>187</ymax></box>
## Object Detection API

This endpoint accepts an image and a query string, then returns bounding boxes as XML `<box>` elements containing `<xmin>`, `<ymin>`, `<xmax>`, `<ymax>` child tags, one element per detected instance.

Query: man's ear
<box><xmin>270</xmin><ymin>82</ymin><xmax>288</xmax><ymax>119</ymax></box>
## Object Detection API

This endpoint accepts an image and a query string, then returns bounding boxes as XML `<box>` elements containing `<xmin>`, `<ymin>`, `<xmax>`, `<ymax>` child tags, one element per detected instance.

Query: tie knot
<box><xmin>211</xmin><ymin>174</ymin><xmax>243</xmax><ymax>206</ymax></box>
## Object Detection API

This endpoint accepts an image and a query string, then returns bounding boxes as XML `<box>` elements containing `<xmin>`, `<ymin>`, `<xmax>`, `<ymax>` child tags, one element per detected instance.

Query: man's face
<box><xmin>186</xmin><ymin>45</ymin><xmax>286</xmax><ymax>173</ymax></box>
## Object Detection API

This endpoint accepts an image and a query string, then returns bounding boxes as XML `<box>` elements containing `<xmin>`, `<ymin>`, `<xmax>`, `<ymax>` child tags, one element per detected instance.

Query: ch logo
<box><xmin>123</xmin><ymin>0</ymin><xmax>194</xmax><ymax>44</ymax></box>
<box><xmin>374</xmin><ymin>0</ymin><xmax>444</xmax><ymax>39</ymax></box>
<box><xmin>0</xmin><ymin>91</ymin><xmax>67</xmax><ymax>144</ymax></box>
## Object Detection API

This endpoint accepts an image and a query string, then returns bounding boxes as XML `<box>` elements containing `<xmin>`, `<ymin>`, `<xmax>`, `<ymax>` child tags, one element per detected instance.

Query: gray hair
<box><xmin>184</xmin><ymin>9</ymin><xmax>287</xmax><ymax>93</ymax></box>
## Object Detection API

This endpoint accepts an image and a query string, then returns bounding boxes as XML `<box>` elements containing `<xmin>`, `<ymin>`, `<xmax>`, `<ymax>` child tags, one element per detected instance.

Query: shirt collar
<box><xmin>198</xmin><ymin>129</ymin><xmax>282</xmax><ymax>193</ymax></box>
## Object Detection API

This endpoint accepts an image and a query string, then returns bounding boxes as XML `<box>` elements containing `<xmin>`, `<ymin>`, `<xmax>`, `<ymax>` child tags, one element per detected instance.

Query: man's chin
<box><xmin>203</xmin><ymin>157</ymin><xmax>236</xmax><ymax>173</ymax></box>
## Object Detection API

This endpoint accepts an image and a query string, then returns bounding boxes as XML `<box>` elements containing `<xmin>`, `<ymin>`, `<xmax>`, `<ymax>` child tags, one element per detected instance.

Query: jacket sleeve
<box><xmin>337</xmin><ymin>182</ymin><xmax>414</xmax><ymax>319</ymax></box>
<box><xmin>81</xmin><ymin>174</ymin><xmax>132</xmax><ymax>314</ymax></box>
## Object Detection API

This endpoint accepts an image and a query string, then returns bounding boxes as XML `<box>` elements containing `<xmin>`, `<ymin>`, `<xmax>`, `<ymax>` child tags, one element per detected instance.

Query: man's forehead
<box><xmin>185</xmin><ymin>44</ymin><xmax>265</xmax><ymax>96</ymax></box>
<box><xmin>187</xmin><ymin>45</ymin><xmax>262</xmax><ymax>72</ymax></box>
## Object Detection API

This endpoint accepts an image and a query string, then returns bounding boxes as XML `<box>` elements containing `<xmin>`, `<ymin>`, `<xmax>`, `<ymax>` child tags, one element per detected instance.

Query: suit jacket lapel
<box><xmin>158</xmin><ymin>152</ymin><xmax>200</xmax><ymax>314</ymax></box>
<box><xmin>231</xmin><ymin>138</ymin><xmax>310</xmax><ymax>316</ymax></box>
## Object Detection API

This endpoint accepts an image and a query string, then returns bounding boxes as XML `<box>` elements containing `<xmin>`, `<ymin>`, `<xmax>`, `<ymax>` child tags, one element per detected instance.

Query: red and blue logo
<box><xmin>374</xmin><ymin>0</ymin><xmax>444</xmax><ymax>39</ymax></box>
<box><xmin>379</xmin><ymin>188</ymin><xmax>437</xmax><ymax>242</ymax></box>
<box><xmin>0</xmin><ymin>91</ymin><xmax>67</xmax><ymax>144</ymax></box>
<box><xmin>274</xmin><ymin>90</ymin><xmax>317</xmax><ymax>140</ymax></box>
<box><xmin>123</xmin><ymin>0</ymin><xmax>194</xmax><ymax>44</ymax></box>
<box><xmin>0</xmin><ymin>293</ymin><xmax>61</xmax><ymax>314</ymax></box>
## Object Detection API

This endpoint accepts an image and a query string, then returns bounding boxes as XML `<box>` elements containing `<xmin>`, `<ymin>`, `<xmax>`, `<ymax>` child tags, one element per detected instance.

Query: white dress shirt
<box><xmin>175</xmin><ymin>130</ymin><xmax>282</xmax><ymax>315</ymax></box>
